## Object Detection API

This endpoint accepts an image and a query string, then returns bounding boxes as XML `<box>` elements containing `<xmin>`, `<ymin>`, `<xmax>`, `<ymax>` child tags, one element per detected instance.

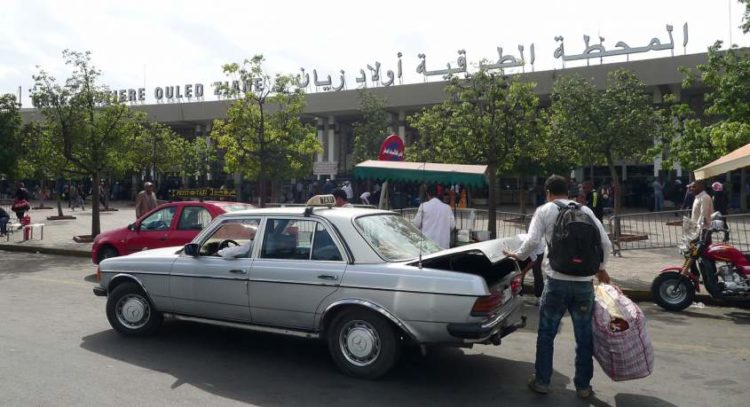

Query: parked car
<box><xmin>91</xmin><ymin>201</ymin><xmax>254</xmax><ymax>264</ymax></box>
<box><xmin>92</xmin><ymin>196</ymin><xmax>526</xmax><ymax>379</ymax></box>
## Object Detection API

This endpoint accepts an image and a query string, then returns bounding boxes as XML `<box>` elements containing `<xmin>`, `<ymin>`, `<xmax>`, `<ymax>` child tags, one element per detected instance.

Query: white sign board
<box><xmin>313</xmin><ymin>161</ymin><xmax>338</xmax><ymax>175</ymax></box>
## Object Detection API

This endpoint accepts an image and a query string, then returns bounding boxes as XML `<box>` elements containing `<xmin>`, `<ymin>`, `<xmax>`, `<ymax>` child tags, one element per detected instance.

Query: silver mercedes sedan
<box><xmin>93</xmin><ymin>198</ymin><xmax>526</xmax><ymax>379</ymax></box>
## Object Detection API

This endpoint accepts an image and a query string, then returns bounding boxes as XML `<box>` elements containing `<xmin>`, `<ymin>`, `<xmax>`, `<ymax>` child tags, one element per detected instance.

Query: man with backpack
<box><xmin>504</xmin><ymin>174</ymin><xmax>611</xmax><ymax>399</ymax></box>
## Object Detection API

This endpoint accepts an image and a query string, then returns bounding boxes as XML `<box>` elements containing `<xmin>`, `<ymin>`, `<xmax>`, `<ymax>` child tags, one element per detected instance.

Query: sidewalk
<box><xmin>0</xmin><ymin>201</ymin><xmax>682</xmax><ymax>300</ymax></box>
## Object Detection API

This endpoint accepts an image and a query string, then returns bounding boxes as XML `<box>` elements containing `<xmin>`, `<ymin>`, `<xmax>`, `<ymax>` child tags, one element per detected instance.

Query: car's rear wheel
<box><xmin>106</xmin><ymin>282</ymin><xmax>162</xmax><ymax>336</ymax></box>
<box><xmin>327</xmin><ymin>309</ymin><xmax>401</xmax><ymax>379</ymax></box>
<box><xmin>97</xmin><ymin>246</ymin><xmax>119</xmax><ymax>263</ymax></box>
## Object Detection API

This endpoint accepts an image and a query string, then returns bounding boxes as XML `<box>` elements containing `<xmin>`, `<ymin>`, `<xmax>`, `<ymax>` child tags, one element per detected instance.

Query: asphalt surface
<box><xmin>1</xmin><ymin>252</ymin><xmax>749</xmax><ymax>406</ymax></box>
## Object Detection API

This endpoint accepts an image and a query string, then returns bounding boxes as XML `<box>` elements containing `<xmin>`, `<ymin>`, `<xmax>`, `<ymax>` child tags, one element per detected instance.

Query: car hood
<box><xmin>100</xmin><ymin>245</ymin><xmax>184</xmax><ymax>267</ymax></box>
<box><xmin>94</xmin><ymin>227</ymin><xmax>124</xmax><ymax>242</ymax></box>
<box><xmin>406</xmin><ymin>236</ymin><xmax>524</xmax><ymax>266</ymax></box>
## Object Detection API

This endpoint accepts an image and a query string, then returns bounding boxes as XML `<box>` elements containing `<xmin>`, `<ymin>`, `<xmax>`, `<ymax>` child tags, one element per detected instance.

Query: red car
<box><xmin>91</xmin><ymin>201</ymin><xmax>254</xmax><ymax>264</ymax></box>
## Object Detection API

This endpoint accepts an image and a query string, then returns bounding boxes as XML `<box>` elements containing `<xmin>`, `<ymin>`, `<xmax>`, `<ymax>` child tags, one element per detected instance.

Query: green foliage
<box><xmin>178</xmin><ymin>136</ymin><xmax>217</xmax><ymax>183</ymax></box>
<box><xmin>352</xmin><ymin>90</ymin><xmax>390</xmax><ymax>162</ymax></box>
<box><xmin>550</xmin><ymin>69</ymin><xmax>659</xmax><ymax>212</ymax></box>
<box><xmin>408</xmin><ymin>72</ymin><xmax>541</xmax><ymax>171</ymax></box>
<box><xmin>0</xmin><ymin>94</ymin><xmax>23</xmax><ymax>178</ymax></box>
<box><xmin>741</xmin><ymin>0</ymin><xmax>750</xmax><ymax>33</ymax></box>
<box><xmin>210</xmin><ymin>55</ymin><xmax>320</xmax><ymax>206</ymax></box>
<box><xmin>662</xmin><ymin>42</ymin><xmax>750</xmax><ymax>173</ymax></box>
<box><xmin>31</xmin><ymin>50</ymin><xmax>143</xmax><ymax>236</ymax></box>
<box><xmin>125</xmin><ymin>120</ymin><xmax>187</xmax><ymax>179</ymax></box>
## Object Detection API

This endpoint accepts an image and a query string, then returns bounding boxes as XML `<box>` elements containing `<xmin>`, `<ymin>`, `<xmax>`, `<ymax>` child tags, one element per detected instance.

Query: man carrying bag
<box><xmin>505</xmin><ymin>175</ymin><xmax>612</xmax><ymax>399</ymax></box>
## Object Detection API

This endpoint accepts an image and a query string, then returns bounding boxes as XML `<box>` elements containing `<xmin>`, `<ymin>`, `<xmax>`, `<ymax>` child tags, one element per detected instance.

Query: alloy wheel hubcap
<box><xmin>116</xmin><ymin>294</ymin><xmax>150</xmax><ymax>329</ymax></box>
<box><xmin>340</xmin><ymin>320</ymin><xmax>381</xmax><ymax>367</ymax></box>
<box><xmin>661</xmin><ymin>280</ymin><xmax>687</xmax><ymax>303</ymax></box>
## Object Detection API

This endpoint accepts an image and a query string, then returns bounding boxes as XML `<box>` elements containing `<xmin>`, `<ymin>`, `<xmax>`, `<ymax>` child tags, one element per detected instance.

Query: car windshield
<box><xmin>355</xmin><ymin>214</ymin><xmax>443</xmax><ymax>261</ymax></box>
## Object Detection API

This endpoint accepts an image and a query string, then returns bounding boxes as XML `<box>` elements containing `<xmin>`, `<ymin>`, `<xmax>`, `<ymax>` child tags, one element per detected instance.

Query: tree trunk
<box><xmin>608</xmin><ymin>161</ymin><xmax>621</xmax><ymax>239</ymax></box>
<box><xmin>488</xmin><ymin>164</ymin><xmax>497</xmax><ymax>239</ymax></box>
<box><xmin>742</xmin><ymin>168</ymin><xmax>748</xmax><ymax>212</ymax></box>
<box><xmin>91</xmin><ymin>172</ymin><xmax>101</xmax><ymax>237</ymax></box>
<box><xmin>55</xmin><ymin>179</ymin><xmax>64</xmax><ymax>217</ymax></box>
<box><xmin>517</xmin><ymin>176</ymin><xmax>527</xmax><ymax>214</ymax></box>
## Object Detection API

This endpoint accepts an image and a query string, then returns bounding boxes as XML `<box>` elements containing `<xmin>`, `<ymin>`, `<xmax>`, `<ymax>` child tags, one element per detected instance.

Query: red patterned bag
<box><xmin>592</xmin><ymin>284</ymin><xmax>654</xmax><ymax>381</ymax></box>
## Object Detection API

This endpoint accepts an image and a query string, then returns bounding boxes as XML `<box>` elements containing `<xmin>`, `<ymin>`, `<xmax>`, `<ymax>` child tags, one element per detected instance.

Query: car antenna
<box><xmin>418</xmin><ymin>161</ymin><xmax>426</xmax><ymax>270</ymax></box>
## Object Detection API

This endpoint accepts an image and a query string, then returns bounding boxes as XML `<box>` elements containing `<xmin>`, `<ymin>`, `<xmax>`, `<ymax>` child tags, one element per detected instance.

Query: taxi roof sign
<box><xmin>306</xmin><ymin>194</ymin><xmax>336</xmax><ymax>207</ymax></box>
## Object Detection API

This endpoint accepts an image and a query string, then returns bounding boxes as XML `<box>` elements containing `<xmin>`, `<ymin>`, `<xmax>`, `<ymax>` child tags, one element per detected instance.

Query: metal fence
<box><xmin>608</xmin><ymin>210</ymin><xmax>750</xmax><ymax>254</ymax></box>
<box><xmin>395</xmin><ymin>206</ymin><xmax>750</xmax><ymax>254</ymax></box>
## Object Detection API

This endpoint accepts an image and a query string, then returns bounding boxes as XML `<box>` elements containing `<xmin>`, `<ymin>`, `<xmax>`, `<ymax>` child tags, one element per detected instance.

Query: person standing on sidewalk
<box><xmin>0</xmin><ymin>206</ymin><xmax>10</xmax><ymax>236</ymax></box>
<box><xmin>504</xmin><ymin>174</ymin><xmax>611</xmax><ymax>399</ymax></box>
<box><xmin>712</xmin><ymin>182</ymin><xmax>729</xmax><ymax>241</ymax></box>
<box><xmin>690</xmin><ymin>180</ymin><xmax>714</xmax><ymax>230</ymax></box>
<box><xmin>652</xmin><ymin>176</ymin><xmax>664</xmax><ymax>212</ymax></box>
<box><xmin>135</xmin><ymin>182</ymin><xmax>158</xmax><ymax>218</ymax></box>
<box><xmin>412</xmin><ymin>185</ymin><xmax>455</xmax><ymax>249</ymax></box>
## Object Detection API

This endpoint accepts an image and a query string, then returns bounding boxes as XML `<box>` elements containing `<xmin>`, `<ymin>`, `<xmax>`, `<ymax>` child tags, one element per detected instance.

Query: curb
<box><xmin>523</xmin><ymin>283</ymin><xmax>717</xmax><ymax>306</ymax></box>
<box><xmin>0</xmin><ymin>243</ymin><xmax>89</xmax><ymax>258</ymax></box>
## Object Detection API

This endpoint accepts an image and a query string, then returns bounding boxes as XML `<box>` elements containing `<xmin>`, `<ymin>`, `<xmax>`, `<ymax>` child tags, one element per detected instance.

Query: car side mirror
<box><xmin>184</xmin><ymin>243</ymin><xmax>200</xmax><ymax>257</ymax></box>
<box><xmin>127</xmin><ymin>222</ymin><xmax>138</xmax><ymax>231</ymax></box>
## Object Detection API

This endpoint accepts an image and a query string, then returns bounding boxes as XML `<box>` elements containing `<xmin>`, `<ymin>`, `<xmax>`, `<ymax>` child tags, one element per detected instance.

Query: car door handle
<box><xmin>317</xmin><ymin>274</ymin><xmax>337</xmax><ymax>281</ymax></box>
<box><xmin>229</xmin><ymin>269</ymin><xmax>247</xmax><ymax>274</ymax></box>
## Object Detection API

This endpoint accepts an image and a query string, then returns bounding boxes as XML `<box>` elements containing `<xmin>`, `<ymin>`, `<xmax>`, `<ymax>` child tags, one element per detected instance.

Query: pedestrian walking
<box><xmin>0</xmin><ymin>206</ymin><xmax>10</xmax><ymax>236</ymax></box>
<box><xmin>74</xmin><ymin>185</ymin><xmax>86</xmax><ymax>210</ymax></box>
<box><xmin>652</xmin><ymin>176</ymin><xmax>664</xmax><ymax>212</ymax></box>
<box><xmin>504</xmin><ymin>174</ymin><xmax>612</xmax><ymax>399</ymax></box>
<box><xmin>412</xmin><ymin>184</ymin><xmax>455</xmax><ymax>249</ymax></box>
<box><xmin>12</xmin><ymin>182</ymin><xmax>31</xmax><ymax>221</ymax></box>
<box><xmin>135</xmin><ymin>181</ymin><xmax>158</xmax><ymax>218</ymax></box>
<box><xmin>582</xmin><ymin>181</ymin><xmax>603</xmax><ymax>221</ymax></box>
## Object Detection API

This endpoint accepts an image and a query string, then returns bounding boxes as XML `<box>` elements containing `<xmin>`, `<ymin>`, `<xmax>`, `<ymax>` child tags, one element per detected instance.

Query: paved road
<box><xmin>1</xmin><ymin>252</ymin><xmax>748</xmax><ymax>406</ymax></box>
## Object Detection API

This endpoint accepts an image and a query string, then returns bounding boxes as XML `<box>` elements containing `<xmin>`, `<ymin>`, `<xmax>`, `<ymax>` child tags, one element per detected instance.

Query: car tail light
<box><xmin>510</xmin><ymin>273</ymin><xmax>523</xmax><ymax>296</ymax></box>
<box><xmin>96</xmin><ymin>266</ymin><xmax>101</xmax><ymax>282</ymax></box>
<box><xmin>471</xmin><ymin>292</ymin><xmax>504</xmax><ymax>316</ymax></box>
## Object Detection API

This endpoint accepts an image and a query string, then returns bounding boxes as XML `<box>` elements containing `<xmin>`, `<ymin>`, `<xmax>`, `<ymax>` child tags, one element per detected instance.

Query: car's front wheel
<box><xmin>327</xmin><ymin>309</ymin><xmax>401</xmax><ymax>379</ymax></box>
<box><xmin>97</xmin><ymin>246</ymin><xmax>119</xmax><ymax>263</ymax></box>
<box><xmin>106</xmin><ymin>282</ymin><xmax>162</xmax><ymax>336</ymax></box>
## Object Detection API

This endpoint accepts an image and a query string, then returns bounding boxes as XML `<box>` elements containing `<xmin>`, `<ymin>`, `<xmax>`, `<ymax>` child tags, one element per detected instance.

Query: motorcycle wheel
<box><xmin>652</xmin><ymin>272</ymin><xmax>696</xmax><ymax>311</ymax></box>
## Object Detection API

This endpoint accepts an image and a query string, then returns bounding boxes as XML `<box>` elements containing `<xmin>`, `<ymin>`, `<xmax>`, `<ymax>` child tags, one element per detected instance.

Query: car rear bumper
<box><xmin>446</xmin><ymin>295</ymin><xmax>525</xmax><ymax>343</ymax></box>
<box><xmin>93</xmin><ymin>286</ymin><xmax>107</xmax><ymax>297</ymax></box>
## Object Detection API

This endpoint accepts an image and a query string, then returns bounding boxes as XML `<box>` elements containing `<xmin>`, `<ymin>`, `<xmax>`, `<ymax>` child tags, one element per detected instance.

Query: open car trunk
<box><xmin>406</xmin><ymin>237</ymin><xmax>527</xmax><ymax>288</ymax></box>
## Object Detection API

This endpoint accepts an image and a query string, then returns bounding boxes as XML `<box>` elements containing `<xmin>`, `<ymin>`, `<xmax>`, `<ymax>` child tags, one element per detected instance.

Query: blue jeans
<box><xmin>535</xmin><ymin>277</ymin><xmax>594</xmax><ymax>390</ymax></box>
<box><xmin>0</xmin><ymin>216</ymin><xmax>8</xmax><ymax>234</ymax></box>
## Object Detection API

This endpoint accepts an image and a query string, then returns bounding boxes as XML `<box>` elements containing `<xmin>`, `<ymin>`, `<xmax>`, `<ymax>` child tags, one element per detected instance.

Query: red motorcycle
<box><xmin>652</xmin><ymin>214</ymin><xmax>750</xmax><ymax>311</ymax></box>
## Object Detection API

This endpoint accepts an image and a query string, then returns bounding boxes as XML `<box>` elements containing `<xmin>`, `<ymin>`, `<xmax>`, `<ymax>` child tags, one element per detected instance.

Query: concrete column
<box><xmin>316</xmin><ymin>118</ymin><xmax>324</xmax><ymax>162</ymax></box>
<box><xmin>622</xmin><ymin>165</ymin><xmax>627</xmax><ymax>181</ymax></box>
<box><xmin>328</xmin><ymin>116</ymin><xmax>336</xmax><ymax>179</ymax></box>
<box><xmin>387</xmin><ymin>112</ymin><xmax>395</xmax><ymax>135</ymax></box>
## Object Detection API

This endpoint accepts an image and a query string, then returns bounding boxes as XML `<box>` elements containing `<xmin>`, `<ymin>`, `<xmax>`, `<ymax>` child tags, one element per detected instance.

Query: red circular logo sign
<box><xmin>378</xmin><ymin>134</ymin><xmax>405</xmax><ymax>161</ymax></box>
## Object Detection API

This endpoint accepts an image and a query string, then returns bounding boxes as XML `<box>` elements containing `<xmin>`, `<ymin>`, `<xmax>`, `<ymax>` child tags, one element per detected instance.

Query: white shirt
<box><xmin>360</xmin><ymin>192</ymin><xmax>371</xmax><ymax>205</ymax></box>
<box><xmin>412</xmin><ymin>197</ymin><xmax>455</xmax><ymax>249</ymax></box>
<box><xmin>517</xmin><ymin>233</ymin><xmax>545</xmax><ymax>261</ymax></box>
<box><xmin>218</xmin><ymin>240</ymin><xmax>254</xmax><ymax>259</ymax></box>
<box><xmin>692</xmin><ymin>190</ymin><xmax>714</xmax><ymax>229</ymax></box>
<box><xmin>514</xmin><ymin>199</ymin><xmax>611</xmax><ymax>282</ymax></box>
<box><xmin>342</xmin><ymin>184</ymin><xmax>354</xmax><ymax>200</ymax></box>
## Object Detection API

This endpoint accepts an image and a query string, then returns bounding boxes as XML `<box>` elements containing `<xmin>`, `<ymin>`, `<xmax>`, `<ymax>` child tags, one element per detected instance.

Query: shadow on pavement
<box><xmin>79</xmin><ymin>320</ymin><xmax>634</xmax><ymax>406</ymax></box>
<box><xmin>646</xmin><ymin>308</ymin><xmax>750</xmax><ymax>325</ymax></box>
<box><xmin>613</xmin><ymin>393</ymin><xmax>678</xmax><ymax>407</ymax></box>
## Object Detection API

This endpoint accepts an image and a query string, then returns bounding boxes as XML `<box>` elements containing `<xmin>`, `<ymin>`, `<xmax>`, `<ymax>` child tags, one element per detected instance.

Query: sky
<box><xmin>1</xmin><ymin>0</ymin><xmax>747</xmax><ymax>106</ymax></box>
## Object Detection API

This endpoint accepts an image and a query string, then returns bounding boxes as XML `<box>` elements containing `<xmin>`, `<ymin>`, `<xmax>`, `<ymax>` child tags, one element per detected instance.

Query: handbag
<box><xmin>11</xmin><ymin>199</ymin><xmax>30</xmax><ymax>212</ymax></box>
<box><xmin>592</xmin><ymin>284</ymin><xmax>654</xmax><ymax>381</ymax></box>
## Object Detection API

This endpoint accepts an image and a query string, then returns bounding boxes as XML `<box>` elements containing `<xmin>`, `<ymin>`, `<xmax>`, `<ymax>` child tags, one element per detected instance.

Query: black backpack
<box><xmin>547</xmin><ymin>201</ymin><xmax>603</xmax><ymax>276</ymax></box>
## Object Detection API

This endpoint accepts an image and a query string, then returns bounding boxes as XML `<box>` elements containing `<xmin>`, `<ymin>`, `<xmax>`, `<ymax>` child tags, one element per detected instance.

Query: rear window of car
<box><xmin>355</xmin><ymin>214</ymin><xmax>442</xmax><ymax>262</ymax></box>
<box><xmin>219</xmin><ymin>204</ymin><xmax>255</xmax><ymax>212</ymax></box>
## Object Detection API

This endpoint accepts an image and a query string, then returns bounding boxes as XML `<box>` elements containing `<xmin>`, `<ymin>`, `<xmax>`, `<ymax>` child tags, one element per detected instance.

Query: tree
<box><xmin>31</xmin><ymin>50</ymin><xmax>141</xmax><ymax>237</ymax></box>
<box><xmin>211</xmin><ymin>55</ymin><xmax>320</xmax><ymax>207</ymax></box>
<box><xmin>741</xmin><ymin>0</ymin><xmax>750</xmax><ymax>33</ymax></box>
<box><xmin>178</xmin><ymin>136</ymin><xmax>217</xmax><ymax>187</ymax></box>
<box><xmin>0</xmin><ymin>94</ymin><xmax>23</xmax><ymax>179</ymax></box>
<box><xmin>660</xmin><ymin>41</ymin><xmax>750</xmax><ymax>209</ymax></box>
<box><xmin>550</xmin><ymin>70</ymin><xmax>659</xmax><ymax>215</ymax></box>
<box><xmin>125</xmin><ymin>120</ymin><xmax>186</xmax><ymax>182</ymax></box>
<box><xmin>352</xmin><ymin>90</ymin><xmax>390</xmax><ymax>163</ymax></box>
<box><xmin>409</xmin><ymin>72</ymin><xmax>542</xmax><ymax>237</ymax></box>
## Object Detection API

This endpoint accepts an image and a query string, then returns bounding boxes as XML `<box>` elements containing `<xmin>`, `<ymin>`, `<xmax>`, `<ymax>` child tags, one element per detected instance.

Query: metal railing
<box><xmin>608</xmin><ymin>210</ymin><xmax>750</xmax><ymax>254</ymax></box>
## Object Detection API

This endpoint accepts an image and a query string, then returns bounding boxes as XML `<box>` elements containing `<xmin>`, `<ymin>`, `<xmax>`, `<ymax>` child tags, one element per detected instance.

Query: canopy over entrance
<box><xmin>694</xmin><ymin>143</ymin><xmax>750</xmax><ymax>180</ymax></box>
<box><xmin>354</xmin><ymin>160</ymin><xmax>488</xmax><ymax>187</ymax></box>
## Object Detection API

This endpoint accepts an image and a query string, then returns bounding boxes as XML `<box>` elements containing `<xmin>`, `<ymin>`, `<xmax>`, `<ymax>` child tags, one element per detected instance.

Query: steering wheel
<box><xmin>218</xmin><ymin>239</ymin><xmax>239</xmax><ymax>250</ymax></box>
